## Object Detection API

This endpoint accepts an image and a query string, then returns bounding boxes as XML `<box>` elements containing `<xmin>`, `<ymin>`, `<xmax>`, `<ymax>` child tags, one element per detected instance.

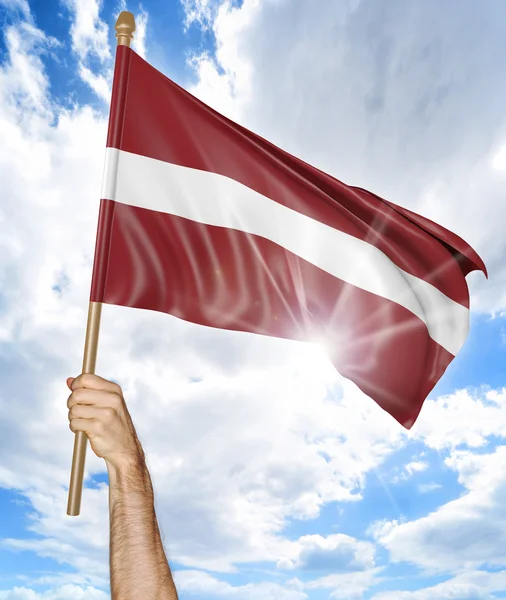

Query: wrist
<box><xmin>107</xmin><ymin>450</ymin><xmax>144</xmax><ymax>471</ymax></box>
<box><xmin>106</xmin><ymin>452</ymin><xmax>150</xmax><ymax>491</ymax></box>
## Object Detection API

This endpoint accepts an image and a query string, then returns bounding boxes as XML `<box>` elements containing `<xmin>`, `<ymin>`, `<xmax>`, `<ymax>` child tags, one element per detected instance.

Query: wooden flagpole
<box><xmin>66</xmin><ymin>11</ymin><xmax>136</xmax><ymax>517</ymax></box>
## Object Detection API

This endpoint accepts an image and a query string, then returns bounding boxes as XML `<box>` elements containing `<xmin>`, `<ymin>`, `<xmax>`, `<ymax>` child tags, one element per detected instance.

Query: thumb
<box><xmin>66</xmin><ymin>377</ymin><xmax>75</xmax><ymax>390</ymax></box>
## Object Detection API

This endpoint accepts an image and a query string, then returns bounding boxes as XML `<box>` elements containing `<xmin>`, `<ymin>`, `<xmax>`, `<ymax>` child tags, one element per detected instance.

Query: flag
<box><xmin>91</xmin><ymin>45</ymin><xmax>487</xmax><ymax>429</ymax></box>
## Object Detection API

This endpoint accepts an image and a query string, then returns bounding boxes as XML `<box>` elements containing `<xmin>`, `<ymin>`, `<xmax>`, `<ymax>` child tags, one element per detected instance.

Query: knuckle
<box><xmin>69</xmin><ymin>405</ymin><xmax>81</xmax><ymax>418</ymax></box>
<box><xmin>72</xmin><ymin>388</ymin><xmax>85</xmax><ymax>402</ymax></box>
<box><xmin>80</xmin><ymin>373</ymin><xmax>94</xmax><ymax>387</ymax></box>
<box><xmin>112</xmin><ymin>382</ymin><xmax>122</xmax><ymax>396</ymax></box>
<box><xmin>112</xmin><ymin>393</ymin><xmax>123</xmax><ymax>407</ymax></box>
<box><xmin>72</xmin><ymin>374</ymin><xmax>83</xmax><ymax>389</ymax></box>
<box><xmin>103</xmin><ymin>407</ymin><xmax>115</xmax><ymax>420</ymax></box>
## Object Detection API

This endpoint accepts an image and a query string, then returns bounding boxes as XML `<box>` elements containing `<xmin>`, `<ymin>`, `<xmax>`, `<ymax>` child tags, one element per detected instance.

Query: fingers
<box><xmin>67</xmin><ymin>378</ymin><xmax>140</xmax><ymax>465</ymax></box>
<box><xmin>67</xmin><ymin>388</ymin><xmax>123</xmax><ymax>409</ymax></box>
<box><xmin>69</xmin><ymin>416</ymin><xmax>101</xmax><ymax>435</ymax></box>
<box><xmin>66</xmin><ymin>374</ymin><xmax>123</xmax><ymax>409</ymax></box>
<box><xmin>70</xmin><ymin>373</ymin><xmax>122</xmax><ymax>395</ymax></box>
<box><xmin>69</xmin><ymin>403</ymin><xmax>117</xmax><ymax>422</ymax></box>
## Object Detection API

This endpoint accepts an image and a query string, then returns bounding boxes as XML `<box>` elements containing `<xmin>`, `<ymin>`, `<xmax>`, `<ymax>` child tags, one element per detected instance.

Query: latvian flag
<box><xmin>91</xmin><ymin>45</ymin><xmax>487</xmax><ymax>430</ymax></box>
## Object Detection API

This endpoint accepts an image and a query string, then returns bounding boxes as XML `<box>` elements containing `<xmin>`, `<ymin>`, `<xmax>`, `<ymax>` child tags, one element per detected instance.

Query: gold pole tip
<box><xmin>115</xmin><ymin>11</ymin><xmax>136</xmax><ymax>46</ymax></box>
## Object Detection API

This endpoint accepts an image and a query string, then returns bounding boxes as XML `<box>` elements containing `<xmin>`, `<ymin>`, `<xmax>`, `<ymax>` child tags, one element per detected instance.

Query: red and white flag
<box><xmin>91</xmin><ymin>46</ymin><xmax>487</xmax><ymax>429</ymax></box>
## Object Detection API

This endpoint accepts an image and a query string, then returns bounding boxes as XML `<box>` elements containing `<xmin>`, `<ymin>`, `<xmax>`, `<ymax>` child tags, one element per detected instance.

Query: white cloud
<box><xmin>181</xmin><ymin>0</ymin><xmax>217</xmax><ymax>30</ymax></box>
<box><xmin>410</xmin><ymin>387</ymin><xmax>506</xmax><ymax>450</ymax></box>
<box><xmin>63</xmin><ymin>0</ymin><xmax>151</xmax><ymax>100</ymax></box>
<box><xmin>63</xmin><ymin>0</ymin><xmax>111</xmax><ymax>62</ymax></box>
<box><xmin>373</xmin><ymin>444</ymin><xmax>506</xmax><ymax>572</ymax></box>
<box><xmin>178</xmin><ymin>570</ymin><xmax>383</xmax><ymax>600</ymax></box>
<box><xmin>405</xmin><ymin>461</ymin><xmax>429</xmax><ymax>476</ymax></box>
<box><xmin>133</xmin><ymin>353</ymin><xmax>403</xmax><ymax>572</ymax></box>
<box><xmin>0</xmin><ymin>585</ymin><xmax>109</xmax><ymax>600</ymax></box>
<box><xmin>173</xmin><ymin>569</ymin><xmax>307</xmax><ymax>599</ymax></box>
<box><xmin>59</xmin><ymin>0</ymin><xmax>112</xmax><ymax>99</ymax></box>
<box><xmin>78</xmin><ymin>64</ymin><xmax>111</xmax><ymax>101</ymax></box>
<box><xmin>132</xmin><ymin>5</ymin><xmax>148</xmax><ymax>59</ymax></box>
<box><xmin>0</xmin><ymin>0</ymin><xmax>31</xmax><ymax>20</ymax></box>
<box><xmin>277</xmin><ymin>533</ymin><xmax>375</xmax><ymax>572</ymax></box>
<box><xmin>0</xmin><ymin>21</ymin><xmax>58</xmax><ymax>115</ymax></box>
<box><xmin>371</xmin><ymin>569</ymin><xmax>506</xmax><ymax>600</ymax></box>
<box><xmin>300</xmin><ymin>568</ymin><xmax>385</xmax><ymax>599</ymax></box>
<box><xmin>0</xmin><ymin>482</ymin><xmax>111</xmax><ymax>587</ymax></box>
<box><xmin>187</xmin><ymin>0</ymin><xmax>259</xmax><ymax>121</ymax></box>
<box><xmin>392</xmin><ymin>459</ymin><xmax>429</xmax><ymax>483</ymax></box>
<box><xmin>418</xmin><ymin>482</ymin><xmax>442</xmax><ymax>494</ymax></box>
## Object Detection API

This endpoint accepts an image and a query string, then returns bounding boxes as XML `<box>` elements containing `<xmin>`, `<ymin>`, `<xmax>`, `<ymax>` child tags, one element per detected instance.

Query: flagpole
<box><xmin>66</xmin><ymin>11</ymin><xmax>136</xmax><ymax>517</ymax></box>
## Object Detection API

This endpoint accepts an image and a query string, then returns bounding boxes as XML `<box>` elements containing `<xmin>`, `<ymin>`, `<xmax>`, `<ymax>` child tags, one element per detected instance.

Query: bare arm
<box><xmin>107</xmin><ymin>455</ymin><xmax>178</xmax><ymax>600</ymax></box>
<box><xmin>67</xmin><ymin>374</ymin><xmax>178</xmax><ymax>600</ymax></box>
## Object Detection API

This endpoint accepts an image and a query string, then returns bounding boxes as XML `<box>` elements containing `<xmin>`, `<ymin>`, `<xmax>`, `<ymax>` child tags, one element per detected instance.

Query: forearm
<box><xmin>107</xmin><ymin>456</ymin><xmax>178</xmax><ymax>600</ymax></box>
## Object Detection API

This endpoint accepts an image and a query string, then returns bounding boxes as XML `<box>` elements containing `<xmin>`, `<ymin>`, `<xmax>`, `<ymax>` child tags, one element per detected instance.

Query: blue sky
<box><xmin>1</xmin><ymin>0</ymin><xmax>506</xmax><ymax>599</ymax></box>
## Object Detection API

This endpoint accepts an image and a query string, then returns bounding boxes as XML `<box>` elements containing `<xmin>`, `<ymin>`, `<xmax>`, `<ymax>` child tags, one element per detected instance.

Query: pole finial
<box><xmin>115</xmin><ymin>11</ymin><xmax>135</xmax><ymax>47</ymax></box>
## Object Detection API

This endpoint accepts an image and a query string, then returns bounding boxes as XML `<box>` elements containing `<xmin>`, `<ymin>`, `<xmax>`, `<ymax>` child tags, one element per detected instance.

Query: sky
<box><xmin>0</xmin><ymin>0</ymin><xmax>506</xmax><ymax>598</ymax></box>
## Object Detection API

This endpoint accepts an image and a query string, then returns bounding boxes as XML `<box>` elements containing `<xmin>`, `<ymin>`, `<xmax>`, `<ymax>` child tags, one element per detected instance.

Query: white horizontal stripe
<box><xmin>102</xmin><ymin>148</ymin><xmax>469</xmax><ymax>355</ymax></box>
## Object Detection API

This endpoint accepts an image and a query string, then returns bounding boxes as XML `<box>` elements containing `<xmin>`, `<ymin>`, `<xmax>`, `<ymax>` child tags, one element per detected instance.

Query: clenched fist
<box><xmin>67</xmin><ymin>374</ymin><xmax>144</xmax><ymax>469</ymax></box>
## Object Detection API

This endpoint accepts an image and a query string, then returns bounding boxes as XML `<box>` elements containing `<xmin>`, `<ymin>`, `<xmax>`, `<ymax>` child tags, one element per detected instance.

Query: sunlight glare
<box><xmin>491</xmin><ymin>143</ymin><xmax>506</xmax><ymax>170</ymax></box>
<box><xmin>293</xmin><ymin>337</ymin><xmax>344</xmax><ymax>386</ymax></box>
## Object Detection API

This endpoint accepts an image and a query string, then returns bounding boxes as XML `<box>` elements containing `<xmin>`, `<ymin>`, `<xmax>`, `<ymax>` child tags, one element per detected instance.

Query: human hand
<box><xmin>67</xmin><ymin>374</ymin><xmax>144</xmax><ymax>470</ymax></box>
